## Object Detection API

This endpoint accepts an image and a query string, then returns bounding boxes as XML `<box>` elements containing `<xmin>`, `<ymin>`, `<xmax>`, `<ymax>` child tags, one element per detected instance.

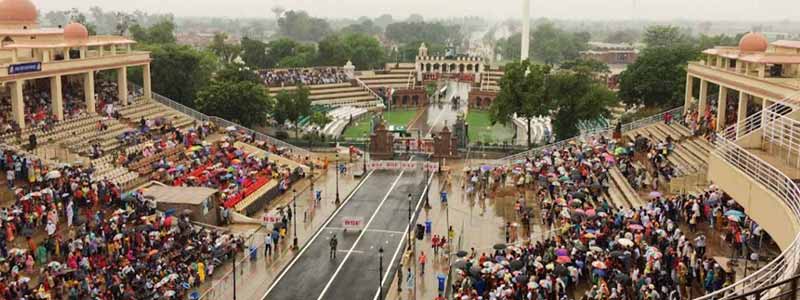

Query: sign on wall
<box><xmin>8</xmin><ymin>62</ymin><xmax>42</xmax><ymax>75</ymax></box>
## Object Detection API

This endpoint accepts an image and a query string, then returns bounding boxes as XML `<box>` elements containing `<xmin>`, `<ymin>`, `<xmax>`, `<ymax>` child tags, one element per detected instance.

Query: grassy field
<box><xmin>467</xmin><ymin>110</ymin><xmax>515</xmax><ymax>144</ymax></box>
<box><xmin>341</xmin><ymin>110</ymin><xmax>418</xmax><ymax>139</ymax></box>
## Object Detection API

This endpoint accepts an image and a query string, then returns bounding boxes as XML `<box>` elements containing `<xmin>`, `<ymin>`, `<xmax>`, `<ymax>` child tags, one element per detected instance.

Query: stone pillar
<box><xmin>50</xmin><ymin>75</ymin><xmax>64</xmax><ymax>121</ymax></box>
<box><xmin>84</xmin><ymin>71</ymin><xmax>96</xmax><ymax>114</ymax></box>
<box><xmin>684</xmin><ymin>73</ymin><xmax>693</xmax><ymax>114</ymax></box>
<box><xmin>736</xmin><ymin>91</ymin><xmax>748</xmax><ymax>138</ymax></box>
<box><xmin>110</xmin><ymin>45</ymin><xmax>117</xmax><ymax>55</ymax></box>
<box><xmin>63</xmin><ymin>48</ymin><xmax>71</xmax><ymax>61</ymax></box>
<box><xmin>758</xmin><ymin>64</ymin><xmax>766</xmax><ymax>77</ymax></box>
<box><xmin>10</xmin><ymin>80</ymin><xmax>25</xmax><ymax>129</ymax></box>
<box><xmin>520</xmin><ymin>0</ymin><xmax>530</xmax><ymax>61</ymax></box>
<box><xmin>117</xmin><ymin>66</ymin><xmax>128</xmax><ymax>105</ymax></box>
<box><xmin>143</xmin><ymin>64</ymin><xmax>152</xmax><ymax>100</ymax></box>
<box><xmin>717</xmin><ymin>86</ymin><xmax>728</xmax><ymax>130</ymax></box>
<box><xmin>80</xmin><ymin>46</ymin><xmax>87</xmax><ymax>59</ymax></box>
<box><xmin>735</xmin><ymin>60</ymin><xmax>742</xmax><ymax>73</ymax></box>
<box><xmin>698</xmin><ymin>79</ymin><xmax>708</xmax><ymax>116</ymax></box>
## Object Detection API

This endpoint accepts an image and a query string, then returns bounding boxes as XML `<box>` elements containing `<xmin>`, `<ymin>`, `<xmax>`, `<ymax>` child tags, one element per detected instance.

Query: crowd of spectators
<box><xmin>451</xmin><ymin>127</ymin><xmax>762</xmax><ymax>300</ymax></box>
<box><xmin>0</xmin><ymin>80</ymin><xmax>143</xmax><ymax>135</ymax></box>
<box><xmin>258</xmin><ymin>68</ymin><xmax>348</xmax><ymax>87</ymax></box>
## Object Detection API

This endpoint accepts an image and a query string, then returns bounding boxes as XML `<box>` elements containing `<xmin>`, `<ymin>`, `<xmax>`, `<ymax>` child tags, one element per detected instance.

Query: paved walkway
<box><xmin>194</xmin><ymin>164</ymin><xmax>362</xmax><ymax>300</ymax></box>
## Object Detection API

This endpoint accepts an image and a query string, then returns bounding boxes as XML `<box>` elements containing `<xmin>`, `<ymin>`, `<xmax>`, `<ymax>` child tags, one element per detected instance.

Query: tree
<box><xmin>317</xmin><ymin>33</ymin><xmax>385</xmax><ymax>69</ymax></box>
<box><xmin>130</xmin><ymin>20</ymin><xmax>176</xmax><ymax>44</ymax></box>
<box><xmin>340</xmin><ymin>20</ymin><xmax>382</xmax><ymax>36</ymax></box>
<box><xmin>617</xmin><ymin>45</ymin><xmax>698</xmax><ymax>108</ymax></box>
<box><xmin>208</xmin><ymin>32</ymin><xmax>241</xmax><ymax>64</ymax></box>
<box><xmin>548</xmin><ymin>71</ymin><xmax>617</xmax><ymax>139</ymax></box>
<box><xmin>273</xmin><ymin>87</ymin><xmax>312</xmax><ymax>137</ymax></box>
<box><xmin>559</xmin><ymin>58</ymin><xmax>610</xmax><ymax>81</ymax></box>
<box><xmin>130</xmin><ymin>44</ymin><xmax>217</xmax><ymax>107</ymax></box>
<box><xmin>271</xmin><ymin>6</ymin><xmax>285</xmax><ymax>23</ymax></box>
<box><xmin>265</xmin><ymin>38</ymin><xmax>317</xmax><ymax>68</ymax></box>
<box><xmin>310</xmin><ymin>111</ymin><xmax>331</xmax><ymax>130</ymax></box>
<box><xmin>642</xmin><ymin>25</ymin><xmax>692</xmax><ymax>49</ymax></box>
<box><xmin>406</xmin><ymin>14</ymin><xmax>424</xmax><ymax>23</ymax></box>
<box><xmin>277</xmin><ymin>10</ymin><xmax>332</xmax><ymax>42</ymax></box>
<box><xmin>374</xmin><ymin>14</ymin><xmax>394</xmax><ymax>28</ymax></box>
<box><xmin>215</xmin><ymin>63</ymin><xmax>260</xmax><ymax>84</ymax></box>
<box><xmin>196</xmin><ymin>80</ymin><xmax>273</xmax><ymax>128</ymax></box>
<box><xmin>240</xmin><ymin>37</ymin><xmax>270</xmax><ymax>68</ymax></box>
<box><xmin>489</xmin><ymin>60</ymin><xmax>552</xmax><ymax>148</ymax></box>
<box><xmin>605</xmin><ymin>29</ymin><xmax>640</xmax><ymax>44</ymax></box>
<box><xmin>530</xmin><ymin>22</ymin><xmax>589</xmax><ymax>65</ymax></box>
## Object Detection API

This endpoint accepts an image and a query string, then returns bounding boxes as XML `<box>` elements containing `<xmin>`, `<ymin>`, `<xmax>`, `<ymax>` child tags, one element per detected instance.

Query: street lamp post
<box><xmin>292</xmin><ymin>188</ymin><xmax>298</xmax><ymax>250</ymax></box>
<box><xmin>363</xmin><ymin>135</ymin><xmax>368</xmax><ymax>174</ymax></box>
<box><xmin>378</xmin><ymin>247</ymin><xmax>385</xmax><ymax>300</ymax></box>
<box><xmin>335</xmin><ymin>154</ymin><xmax>340</xmax><ymax>205</ymax></box>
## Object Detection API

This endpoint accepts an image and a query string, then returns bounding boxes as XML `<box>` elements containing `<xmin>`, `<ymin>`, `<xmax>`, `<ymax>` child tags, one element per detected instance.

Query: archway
<box><xmin>449</xmin><ymin>64</ymin><xmax>457</xmax><ymax>73</ymax></box>
<box><xmin>433</xmin><ymin>63</ymin><xmax>440</xmax><ymax>71</ymax></box>
<box><xmin>402</xmin><ymin>95</ymin><xmax>409</xmax><ymax>106</ymax></box>
<box><xmin>466</xmin><ymin>64</ymin><xmax>473</xmax><ymax>72</ymax></box>
<box><xmin>459</xmin><ymin>64</ymin><xmax>465</xmax><ymax>73</ymax></box>
<box><xmin>426</xmin><ymin>63</ymin><xmax>431</xmax><ymax>72</ymax></box>
<box><xmin>412</xmin><ymin>95</ymin><xmax>419</xmax><ymax>106</ymax></box>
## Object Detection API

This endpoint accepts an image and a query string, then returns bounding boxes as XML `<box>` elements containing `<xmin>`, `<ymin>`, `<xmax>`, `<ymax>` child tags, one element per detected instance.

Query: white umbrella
<box><xmin>617</xmin><ymin>238</ymin><xmax>634</xmax><ymax>247</ymax></box>
<box><xmin>46</xmin><ymin>170</ymin><xmax>61</xmax><ymax>179</ymax></box>
<box><xmin>225</xmin><ymin>126</ymin><xmax>237</xmax><ymax>131</ymax></box>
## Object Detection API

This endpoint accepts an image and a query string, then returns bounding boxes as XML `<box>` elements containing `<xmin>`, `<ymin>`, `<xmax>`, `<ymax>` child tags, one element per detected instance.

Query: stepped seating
<box><xmin>605</xmin><ymin>180</ymin><xmax>632</xmax><ymax>210</ymax></box>
<box><xmin>609</xmin><ymin>167</ymin><xmax>645</xmax><ymax>208</ymax></box>
<box><xmin>268</xmin><ymin>83</ymin><xmax>379</xmax><ymax>108</ymax></box>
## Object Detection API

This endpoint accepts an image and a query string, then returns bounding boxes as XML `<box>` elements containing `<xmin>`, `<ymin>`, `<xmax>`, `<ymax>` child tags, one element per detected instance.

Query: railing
<box><xmin>722</xmin><ymin>274</ymin><xmax>800</xmax><ymax>300</ymax></box>
<box><xmin>499</xmin><ymin>106</ymin><xmax>683</xmax><ymax>162</ymax></box>
<box><xmin>707</xmin><ymin>133</ymin><xmax>800</xmax><ymax>300</ymax></box>
<box><xmin>761</xmin><ymin>109</ymin><xmax>800</xmax><ymax>169</ymax></box>
<box><xmin>354</xmin><ymin>77</ymin><xmax>384</xmax><ymax>103</ymax></box>
<box><xmin>148</xmin><ymin>90</ymin><xmax>312</xmax><ymax>158</ymax></box>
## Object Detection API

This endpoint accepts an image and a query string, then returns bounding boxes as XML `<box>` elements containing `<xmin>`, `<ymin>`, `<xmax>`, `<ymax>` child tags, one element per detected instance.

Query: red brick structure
<box><xmin>432</xmin><ymin>126</ymin><xmax>458</xmax><ymax>159</ymax></box>
<box><xmin>369</xmin><ymin>122</ymin><xmax>394</xmax><ymax>160</ymax></box>
<box><xmin>391</xmin><ymin>88</ymin><xmax>428</xmax><ymax>108</ymax></box>
<box><xmin>468</xmin><ymin>90</ymin><xmax>497</xmax><ymax>110</ymax></box>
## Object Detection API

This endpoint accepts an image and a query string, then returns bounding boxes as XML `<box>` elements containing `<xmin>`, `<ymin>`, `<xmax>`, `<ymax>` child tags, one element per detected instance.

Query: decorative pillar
<box><xmin>80</xmin><ymin>46</ymin><xmax>87</xmax><ymax>59</ymax></box>
<box><xmin>84</xmin><ymin>71</ymin><xmax>96</xmax><ymax>113</ymax></box>
<box><xmin>717</xmin><ymin>86</ymin><xmax>728</xmax><ymax>130</ymax></box>
<box><xmin>50</xmin><ymin>75</ymin><xmax>64</xmax><ymax>121</ymax></box>
<box><xmin>143</xmin><ymin>64</ymin><xmax>152</xmax><ymax>100</ymax></box>
<box><xmin>64</xmin><ymin>48</ymin><xmax>71</xmax><ymax>61</ymax></box>
<box><xmin>520</xmin><ymin>0</ymin><xmax>530</xmax><ymax>61</ymax></box>
<box><xmin>698</xmin><ymin>79</ymin><xmax>709</xmax><ymax>116</ymax></box>
<box><xmin>117</xmin><ymin>66</ymin><xmax>128</xmax><ymax>105</ymax></box>
<box><xmin>758</xmin><ymin>64</ymin><xmax>766</xmax><ymax>77</ymax></box>
<box><xmin>736</xmin><ymin>91</ymin><xmax>748</xmax><ymax>138</ymax></box>
<box><xmin>684</xmin><ymin>74</ymin><xmax>693</xmax><ymax>114</ymax></box>
<box><xmin>10</xmin><ymin>80</ymin><xmax>25</xmax><ymax>129</ymax></box>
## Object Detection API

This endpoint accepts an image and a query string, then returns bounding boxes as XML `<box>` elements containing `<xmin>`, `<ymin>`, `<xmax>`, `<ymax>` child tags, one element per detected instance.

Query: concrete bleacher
<box><xmin>268</xmin><ymin>82</ymin><xmax>379</xmax><ymax>109</ymax></box>
<box><xmin>319</xmin><ymin>106</ymin><xmax>369</xmax><ymax>138</ymax></box>
<box><xmin>357</xmin><ymin>70</ymin><xmax>413</xmax><ymax>90</ymax></box>
<box><xmin>512</xmin><ymin>116</ymin><xmax>551</xmax><ymax>146</ymax></box>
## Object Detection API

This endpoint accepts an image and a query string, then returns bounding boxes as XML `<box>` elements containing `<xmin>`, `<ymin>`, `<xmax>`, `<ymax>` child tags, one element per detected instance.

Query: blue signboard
<box><xmin>8</xmin><ymin>62</ymin><xmax>42</xmax><ymax>75</ymax></box>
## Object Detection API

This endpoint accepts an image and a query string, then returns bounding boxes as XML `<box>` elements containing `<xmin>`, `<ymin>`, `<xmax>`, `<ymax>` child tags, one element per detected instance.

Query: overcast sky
<box><xmin>33</xmin><ymin>0</ymin><xmax>800</xmax><ymax>21</ymax></box>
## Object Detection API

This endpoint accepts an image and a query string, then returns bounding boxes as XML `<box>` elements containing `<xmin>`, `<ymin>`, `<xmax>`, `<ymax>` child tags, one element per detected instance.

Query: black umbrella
<box><xmin>469</xmin><ymin>265</ymin><xmax>482</xmax><ymax>277</ymax></box>
<box><xmin>510</xmin><ymin>260</ymin><xmax>524</xmax><ymax>271</ymax></box>
<box><xmin>554</xmin><ymin>265</ymin><xmax>569</xmax><ymax>276</ymax></box>
<box><xmin>571</xmin><ymin>191</ymin><xmax>587</xmax><ymax>199</ymax></box>
<box><xmin>613</xmin><ymin>273</ymin><xmax>631</xmax><ymax>284</ymax></box>
<box><xmin>451</xmin><ymin>260</ymin><xmax>468</xmax><ymax>269</ymax></box>
<box><xmin>609</xmin><ymin>250</ymin><xmax>624</xmax><ymax>258</ymax></box>
<box><xmin>514</xmin><ymin>274</ymin><xmax>529</xmax><ymax>283</ymax></box>
<box><xmin>456</xmin><ymin>250</ymin><xmax>468</xmax><ymax>258</ymax></box>
<box><xmin>493</xmin><ymin>243</ymin><xmax>507</xmax><ymax>250</ymax></box>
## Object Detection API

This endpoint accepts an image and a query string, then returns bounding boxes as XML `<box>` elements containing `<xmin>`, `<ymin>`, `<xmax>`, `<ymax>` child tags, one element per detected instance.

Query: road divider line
<box><xmin>261</xmin><ymin>170</ymin><xmax>375</xmax><ymax>299</ymax></box>
<box><xmin>317</xmin><ymin>157</ymin><xmax>413</xmax><ymax>300</ymax></box>
<box><xmin>374</xmin><ymin>171</ymin><xmax>434</xmax><ymax>300</ymax></box>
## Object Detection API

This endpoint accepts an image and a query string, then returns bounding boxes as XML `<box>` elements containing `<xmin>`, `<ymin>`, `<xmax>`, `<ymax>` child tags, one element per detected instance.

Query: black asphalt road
<box><xmin>264</xmin><ymin>167</ymin><xmax>428</xmax><ymax>300</ymax></box>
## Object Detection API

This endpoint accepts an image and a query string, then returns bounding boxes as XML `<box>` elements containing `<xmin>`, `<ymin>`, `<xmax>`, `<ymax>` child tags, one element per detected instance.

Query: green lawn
<box><xmin>342</xmin><ymin>118</ymin><xmax>372</xmax><ymax>139</ymax></box>
<box><xmin>341</xmin><ymin>110</ymin><xmax>417</xmax><ymax>140</ymax></box>
<box><xmin>383</xmin><ymin>110</ymin><xmax>416</xmax><ymax>127</ymax></box>
<box><xmin>467</xmin><ymin>110</ymin><xmax>515</xmax><ymax>144</ymax></box>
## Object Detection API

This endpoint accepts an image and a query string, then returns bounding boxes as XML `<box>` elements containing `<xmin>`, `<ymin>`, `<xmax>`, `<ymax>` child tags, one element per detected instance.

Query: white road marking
<box><xmin>325</xmin><ymin>227</ymin><xmax>405</xmax><ymax>235</ymax></box>
<box><xmin>374</xmin><ymin>172</ymin><xmax>434</xmax><ymax>300</ymax></box>
<box><xmin>317</xmin><ymin>157</ymin><xmax>414</xmax><ymax>300</ymax></box>
<box><xmin>261</xmin><ymin>170</ymin><xmax>375</xmax><ymax>299</ymax></box>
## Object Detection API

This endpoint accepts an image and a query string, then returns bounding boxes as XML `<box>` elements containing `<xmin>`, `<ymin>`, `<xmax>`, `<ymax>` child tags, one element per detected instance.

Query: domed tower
<box><xmin>0</xmin><ymin>0</ymin><xmax>39</xmax><ymax>29</ymax></box>
<box><xmin>418</xmin><ymin>43</ymin><xmax>428</xmax><ymax>58</ymax></box>
<box><xmin>738</xmin><ymin>32</ymin><xmax>769</xmax><ymax>52</ymax></box>
<box><xmin>63</xmin><ymin>22</ymin><xmax>89</xmax><ymax>43</ymax></box>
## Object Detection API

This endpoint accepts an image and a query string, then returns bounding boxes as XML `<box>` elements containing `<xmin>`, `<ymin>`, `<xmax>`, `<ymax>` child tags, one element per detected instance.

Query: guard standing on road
<box><xmin>330</xmin><ymin>234</ymin><xmax>338</xmax><ymax>259</ymax></box>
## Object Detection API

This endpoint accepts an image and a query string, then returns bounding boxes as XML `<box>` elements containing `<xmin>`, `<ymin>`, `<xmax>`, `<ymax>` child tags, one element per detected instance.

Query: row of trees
<box><xmin>618</xmin><ymin>25</ymin><xmax>744</xmax><ymax>109</ymax></box>
<box><xmin>490</xmin><ymin>60</ymin><xmax>618</xmax><ymax>146</ymax></box>
<box><xmin>495</xmin><ymin>22</ymin><xmax>590</xmax><ymax>65</ymax></box>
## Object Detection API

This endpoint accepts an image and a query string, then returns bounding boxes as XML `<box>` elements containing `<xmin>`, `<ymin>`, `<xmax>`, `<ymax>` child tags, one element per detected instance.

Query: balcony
<box><xmin>0</xmin><ymin>51</ymin><xmax>150</xmax><ymax>81</ymax></box>
<box><xmin>688</xmin><ymin>62</ymin><xmax>800</xmax><ymax>104</ymax></box>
